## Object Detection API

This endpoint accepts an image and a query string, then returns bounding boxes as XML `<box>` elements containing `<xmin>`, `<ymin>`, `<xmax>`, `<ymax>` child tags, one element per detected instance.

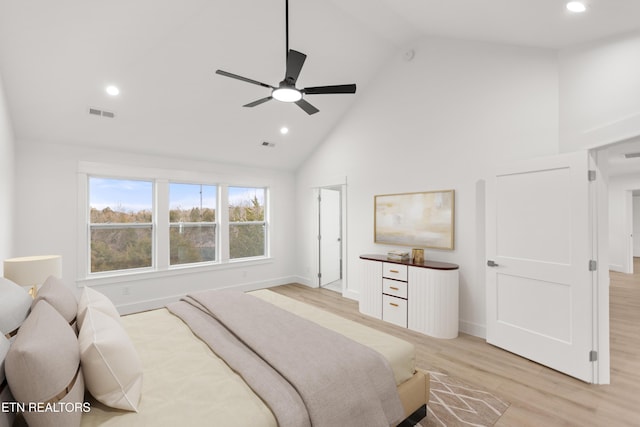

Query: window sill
<box><xmin>76</xmin><ymin>257</ymin><xmax>274</xmax><ymax>288</ymax></box>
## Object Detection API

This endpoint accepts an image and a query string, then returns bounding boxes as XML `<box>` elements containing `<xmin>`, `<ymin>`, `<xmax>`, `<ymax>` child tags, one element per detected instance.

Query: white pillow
<box><xmin>0</xmin><ymin>277</ymin><xmax>32</xmax><ymax>337</ymax></box>
<box><xmin>77</xmin><ymin>287</ymin><xmax>120</xmax><ymax>329</ymax></box>
<box><xmin>79</xmin><ymin>307</ymin><xmax>142</xmax><ymax>412</ymax></box>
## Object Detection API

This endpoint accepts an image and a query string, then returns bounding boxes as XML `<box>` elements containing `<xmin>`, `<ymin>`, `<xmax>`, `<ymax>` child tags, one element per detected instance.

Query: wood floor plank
<box><xmin>270</xmin><ymin>258</ymin><xmax>640</xmax><ymax>427</ymax></box>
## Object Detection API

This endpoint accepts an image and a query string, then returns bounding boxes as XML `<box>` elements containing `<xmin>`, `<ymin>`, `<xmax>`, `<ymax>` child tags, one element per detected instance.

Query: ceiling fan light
<box><xmin>566</xmin><ymin>1</ymin><xmax>587</xmax><ymax>13</ymax></box>
<box><xmin>272</xmin><ymin>87</ymin><xmax>302</xmax><ymax>103</ymax></box>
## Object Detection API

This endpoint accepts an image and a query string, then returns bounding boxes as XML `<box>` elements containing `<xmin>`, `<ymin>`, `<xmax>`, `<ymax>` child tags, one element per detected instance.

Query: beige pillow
<box><xmin>77</xmin><ymin>286</ymin><xmax>120</xmax><ymax>329</ymax></box>
<box><xmin>5</xmin><ymin>300</ymin><xmax>84</xmax><ymax>427</ymax></box>
<box><xmin>0</xmin><ymin>277</ymin><xmax>32</xmax><ymax>338</ymax></box>
<box><xmin>79</xmin><ymin>306</ymin><xmax>143</xmax><ymax>412</ymax></box>
<box><xmin>33</xmin><ymin>276</ymin><xmax>78</xmax><ymax>326</ymax></box>
<box><xmin>0</xmin><ymin>385</ymin><xmax>16</xmax><ymax>427</ymax></box>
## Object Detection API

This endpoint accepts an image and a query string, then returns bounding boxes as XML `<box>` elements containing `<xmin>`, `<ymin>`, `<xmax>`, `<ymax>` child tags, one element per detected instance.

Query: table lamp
<box><xmin>3</xmin><ymin>255</ymin><xmax>62</xmax><ymax>298</ymax></box>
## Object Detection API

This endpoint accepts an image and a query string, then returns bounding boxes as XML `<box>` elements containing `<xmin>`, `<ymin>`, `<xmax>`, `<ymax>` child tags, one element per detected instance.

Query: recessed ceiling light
<box><xmin>566</xmin><ymin>1</ymin><xmax>587</xmax><ymax>13</ymax></box>
<box><xmin>105</xmin><ymin>85</ymin><xmax>120</xmax><ymax>96</ymax></box>
<box><xmin>280</xmin><ymin>126</ymin><xmax>289</xmax><ymax>135</ymax></box>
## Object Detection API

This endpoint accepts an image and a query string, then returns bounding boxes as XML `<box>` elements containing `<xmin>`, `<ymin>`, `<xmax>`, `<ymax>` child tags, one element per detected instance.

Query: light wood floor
<box><xmin>271</xmin><ymin>260</ymin><xmax>640</xmax><ymax>427</ymax></box>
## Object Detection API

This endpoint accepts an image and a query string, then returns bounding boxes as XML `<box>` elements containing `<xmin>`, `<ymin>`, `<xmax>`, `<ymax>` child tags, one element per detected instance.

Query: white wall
<box><xmin>0</xmin><ymin>71</ymin><xmax>14</xmax><ymax>275</ymax></box>
<box><xmin>295</xmin><ymin>36</ymin><xmax>559</xmax><ymax>337</ymax></box>
<box><xmin>14</xmin><ymin>141</ymin><xmax>297</xmax><ymax>312</ymax></box>
<box><xmin>608</xmin><ymin>174</ymin><xmax>640</xmax><ymax>272</ymax></box>
<box><xmin>559</xmin><ymin>31</ymin><xmax>640</xmax><ymax>152</ymax></box>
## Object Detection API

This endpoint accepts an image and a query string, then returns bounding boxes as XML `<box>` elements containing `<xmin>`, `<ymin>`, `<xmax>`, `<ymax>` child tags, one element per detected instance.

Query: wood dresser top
<box><xmin>360</xmin><ymin>254</ymin><xmax>459</xmax><ymax>270</ymax></box>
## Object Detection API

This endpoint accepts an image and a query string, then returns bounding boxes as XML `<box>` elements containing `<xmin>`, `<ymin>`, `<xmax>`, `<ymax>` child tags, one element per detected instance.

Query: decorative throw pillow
<box><xmin>79</xmin><ymin>306</ymin><xmax>143</xmax><ymax>412</ymax></box>
<box><xmin>77</xmin><ymin>286</ymin><xmax>121</xmax><ymax>329</ymax></box>
<box><xmin>33</xmin><ymin>276</ymin><xmax>78</xmax><ymax>327</ymax></box>
<box><xmin>0</xmin><ymin>277</ymin><xmax>32</xmax><ymax>339</ymax></box>
<box><xmin>5</xmin><ymin>300</ymin><xmax>84</xmax><ymax>427</ymax></box>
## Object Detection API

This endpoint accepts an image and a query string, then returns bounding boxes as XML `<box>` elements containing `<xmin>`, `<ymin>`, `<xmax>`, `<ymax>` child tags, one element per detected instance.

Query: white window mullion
<box><xmin>219</xmin><ymin>184</ymin><xmax>230</xmax><ymax>262</ymax></box>
<box><xmin>77</xmin><ymin>172</ymin><xmax>90</xmax><ymax>280</ymax></box>
<box><xmin>156</xmin><ymin>179</ymin><xmax>169</xmax><ymax>271</ymax></box>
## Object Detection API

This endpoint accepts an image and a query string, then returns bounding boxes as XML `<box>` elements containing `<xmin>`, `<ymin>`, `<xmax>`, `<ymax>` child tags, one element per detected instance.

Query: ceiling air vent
<box><xmin>261</xmin><ymin>141</ymin><xmax>276</xmax><ymax>148</ymax></box>
<box><xmin>624</xmin><ymin>152</ymin><xmax>640</xmax><ymax>159</ymax></box>
<box><xmin>88</xmin><ymin>107</ymin><xmax>115</xmax><ymax>118</ymax></box>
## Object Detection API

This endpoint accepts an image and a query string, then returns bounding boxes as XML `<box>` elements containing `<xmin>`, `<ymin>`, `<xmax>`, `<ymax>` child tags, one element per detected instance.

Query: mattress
<box><xmin>81</xmin><ymin>289</ymin><xmax>417</xmax><ymax>426</ymax></box>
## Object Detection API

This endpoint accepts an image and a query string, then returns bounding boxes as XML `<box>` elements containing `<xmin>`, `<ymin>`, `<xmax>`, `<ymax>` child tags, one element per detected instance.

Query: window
<box><xmin>89</xmin><ymin>177</ymin><xmax>153</xmax><ymax>273</ymax></box>
<box><xmin>228</xmin><ymin>187</ymin><xmax>267</xmax><ymax>259</ymax></box>
<box><xmin>81</xmin><ymin>164</ymin><xmax>271</xmax><ymax>279</ymax></box>
<box><xmin>169</xmin><ymin>183</ymin><xmax>217</xmax><ymax>265</ymax></box>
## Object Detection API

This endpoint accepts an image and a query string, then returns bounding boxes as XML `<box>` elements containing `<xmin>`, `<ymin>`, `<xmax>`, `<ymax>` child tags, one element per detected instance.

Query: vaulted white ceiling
<box><xmin>1</xmin><ymin>0</ymin><xmax>639</xmax><ymax>171</ymax></box>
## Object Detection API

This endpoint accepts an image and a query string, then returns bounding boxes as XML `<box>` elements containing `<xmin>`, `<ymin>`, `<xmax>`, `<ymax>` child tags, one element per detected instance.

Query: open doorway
<box><xmin>593</xmin><ymin>136</ymin><xmax>640</xmax><ymax>384</ymax></box>
<box><xmin>318</xmin><ymin>186</ymin><xmax>342</xmax><ymax>293</ymax></box>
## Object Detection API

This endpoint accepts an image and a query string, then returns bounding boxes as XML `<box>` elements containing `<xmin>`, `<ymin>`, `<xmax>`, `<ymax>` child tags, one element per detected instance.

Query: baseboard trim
<box><xmin>459</xmin><ymin>320</ymin><xmax>486</xmax><ymax>339</ymax></box>
<box><xmin>116</xmin><ymin>276</ymin><xmax>299</xmax><ymax>315</ymax></box>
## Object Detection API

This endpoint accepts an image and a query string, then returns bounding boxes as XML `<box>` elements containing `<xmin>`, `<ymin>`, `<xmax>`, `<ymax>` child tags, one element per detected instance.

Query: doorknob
<box><xmin>487</xmin><ymin>260</ymin><xmax>499</xmax><ymax>267</ymax></box>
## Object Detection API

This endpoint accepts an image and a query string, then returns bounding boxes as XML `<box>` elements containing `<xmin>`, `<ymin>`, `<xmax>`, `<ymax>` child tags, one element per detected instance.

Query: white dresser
<box><xmin>359</xmin><ymin>254</ymin><xmax>459</xmax><ymax>339</ymax></box>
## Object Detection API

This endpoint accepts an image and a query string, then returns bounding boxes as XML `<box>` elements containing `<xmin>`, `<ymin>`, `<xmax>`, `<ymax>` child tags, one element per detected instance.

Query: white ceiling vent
<box><xmin>261</xmin><ymin>141</ymin><xmax>276</xmax><ymax>148</ymax></box>
<box><xmin>88</xmin><ymin>107</ymin><xmax>115</xmax><ymax>118</ymax></box>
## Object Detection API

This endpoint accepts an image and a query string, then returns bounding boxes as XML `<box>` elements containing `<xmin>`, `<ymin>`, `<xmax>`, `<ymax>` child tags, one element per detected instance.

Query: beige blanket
<box><xmin>167</xmin><ymin>290</ymin><xmax>405</xmax><ymax>427</ymax></box>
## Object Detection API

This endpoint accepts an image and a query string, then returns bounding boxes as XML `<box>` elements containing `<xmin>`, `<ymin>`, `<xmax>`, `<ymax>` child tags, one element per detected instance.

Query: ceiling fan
<box><xmin>215</xmin><ymin>0</ymin><xmax>356</xmax><ymax>115</ymax></box>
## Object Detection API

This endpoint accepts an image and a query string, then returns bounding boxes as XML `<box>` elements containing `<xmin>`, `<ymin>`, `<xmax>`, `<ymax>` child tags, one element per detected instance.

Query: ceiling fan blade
<box><xmin>285</xmin><ymin>50</ymin><xmax>307</xmax><ymax>84</ymax></box>
<box><xmin>295</xmin><ymin>99</ymin><xmax>319</xmax><ymax>115</ymax></box>
<box><xmin>215</xmin><ymin>69</ymin><xmax>274</xmax><ymax>89</ymax></box>
<box><xmin>303</xmin><ymin>84</ymin><xmax>357</xmax><ymax>95</ymax></box>
<box><xmin>243</xmin><ymin>97</ymin><xmax>273</xmax><ymax>107</ymax></box>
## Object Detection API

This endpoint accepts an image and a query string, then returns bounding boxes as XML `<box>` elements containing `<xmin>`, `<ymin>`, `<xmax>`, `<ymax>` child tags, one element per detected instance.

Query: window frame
<box><xmin>168</xmin><ymin>181</ymin><xmax>219</xmax><ymax>267</ymax></box>
<box><xmin>77</xmin><ymin>162</ymin><xmax>271</xmax><ymax>284</ymax></box>
<box><xmin>228</xmin><ymin>186</ymin><xmax>269</xmax><ymax>261</ymax></box>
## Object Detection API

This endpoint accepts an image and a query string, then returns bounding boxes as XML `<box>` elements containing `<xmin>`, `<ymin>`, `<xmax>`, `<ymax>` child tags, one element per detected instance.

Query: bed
<box><xmin>1</xmin><ymin>276</ymin><xmax>429</xmax><ymax>427</ymax></box>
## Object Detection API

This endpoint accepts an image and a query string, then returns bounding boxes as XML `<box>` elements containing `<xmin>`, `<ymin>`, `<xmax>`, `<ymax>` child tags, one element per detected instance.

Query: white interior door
<box><xmin>486</xmin><ymin>151</ymin><xmax>595</xmax><ymax>383</ymax></box>
<box><xmin>319</xmin><ymin>188</ymin><xmax>341</xmax><ymax>286</ymax></box>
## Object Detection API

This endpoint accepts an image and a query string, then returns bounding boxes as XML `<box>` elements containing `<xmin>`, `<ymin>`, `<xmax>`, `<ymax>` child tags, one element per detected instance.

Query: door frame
<box><xmin>318</xmin><ymin>186</ymin><xmax>343</xmax><ymax>287</ymax></box>
<box><xmin>311</xmin><ymin>181</ymin><xmax>350</xmax><ymax>297</ymax></box>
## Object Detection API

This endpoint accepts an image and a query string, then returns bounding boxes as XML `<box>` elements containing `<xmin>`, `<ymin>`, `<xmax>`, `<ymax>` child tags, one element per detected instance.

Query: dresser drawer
<box><xmin>382</xmin><ymin>278</ymin><xmax>407</xmax><ymax>299</ymax></box>
<box><xmin>382</xmin><ymin>295</ymin><xmax>407</xmax><ymax>328</ymax></box>
<box><xmin>383</xmin><ymin>263</ymin><xmax>407</xmax><ymax>281</ymax></box>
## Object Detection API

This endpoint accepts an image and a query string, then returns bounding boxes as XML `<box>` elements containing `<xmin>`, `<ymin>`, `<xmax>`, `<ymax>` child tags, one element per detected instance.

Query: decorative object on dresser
<box><xmin>374</xmin><ymin>190</ymin><xmax>455</xmax><ymax>250</ymax></box>
<box><xmin>3</xmin><ymin>255</ymin><xmax>62</xmax><ymax>298</ymax></box>
<box><xmin>387</xmin><ymin>250</ymin><xmax>410</xmax><ymax>261</ymax></box>
<box><xmin>359</xmin><ymin>254</ymin><xmax>459</xmax><ymax>339</ymax></box>
<box><xmin>411</xmin><ymin>248</ymin><xmax>424</xmax><ymax>263</ymax></box>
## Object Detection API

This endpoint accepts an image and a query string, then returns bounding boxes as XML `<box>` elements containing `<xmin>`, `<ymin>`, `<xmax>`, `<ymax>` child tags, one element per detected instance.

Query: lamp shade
<box><xmin>3</xmin><ymin>255</ymin><xmax>62</xmax><ymax>286</ymax></box>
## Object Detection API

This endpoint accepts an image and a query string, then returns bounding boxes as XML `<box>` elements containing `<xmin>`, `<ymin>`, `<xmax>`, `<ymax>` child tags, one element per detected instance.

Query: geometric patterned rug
<box><xmin>417</xmin><ymin>371</ymin><xmax>510</xmax><ymax>427</ymax></box>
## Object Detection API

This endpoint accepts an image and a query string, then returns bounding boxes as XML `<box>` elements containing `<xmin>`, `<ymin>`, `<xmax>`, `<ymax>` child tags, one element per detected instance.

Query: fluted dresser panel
<box><xmin>359</xmin><ymin>254</ymin><xmax>459</xmax><ymax>339</ymax></box>
<box><xmin>407</xmin><ymin>267</ymin><xmax>459</xmax><ymax>338</ymax></box>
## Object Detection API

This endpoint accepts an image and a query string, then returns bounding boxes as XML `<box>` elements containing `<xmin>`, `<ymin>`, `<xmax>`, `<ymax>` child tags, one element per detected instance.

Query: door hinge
<box><xmin>589</xmin><ymin>260</ymin><xmax>597</xmax><ymax>271</ymax></box>
<box><xmin>588</xmin><ymin>170</ymin><xmax>596</xmax><ymax>181</ymax></box>
<box><xmin>589</xmin><ymin>350</ymin><xmax>598</xmax><ymax>362</ymax></box>
<box><xmin>317</xmin><ymin>273</ymin><xmax>322</xmax><ymax>279</ymax></box>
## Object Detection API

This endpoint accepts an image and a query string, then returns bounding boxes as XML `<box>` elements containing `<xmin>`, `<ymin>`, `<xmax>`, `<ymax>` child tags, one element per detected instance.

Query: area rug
<box><xmin>416</xmin><ymin>371</ymin><xmax>510</xmax><ymax>427</ymax></box>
